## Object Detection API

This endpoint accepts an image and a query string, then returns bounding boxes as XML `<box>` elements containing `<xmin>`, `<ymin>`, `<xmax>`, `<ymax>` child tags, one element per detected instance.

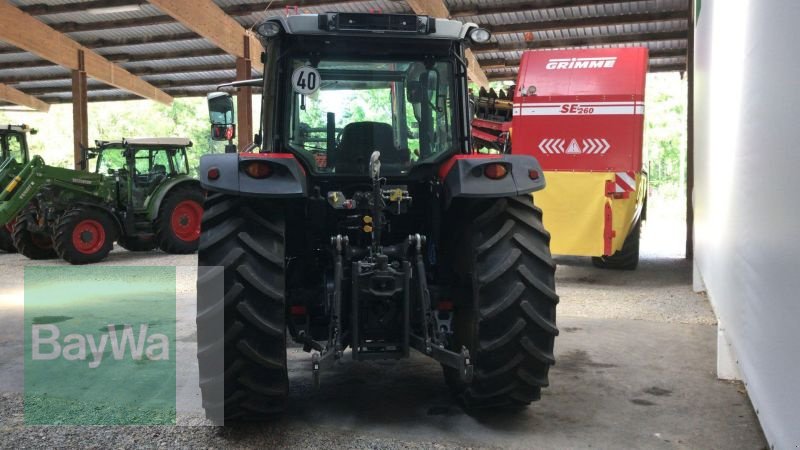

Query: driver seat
<box><xmin>332</xmin><ymin>122</ymin><xmax>401</xmax><ymax>174</ymax></box>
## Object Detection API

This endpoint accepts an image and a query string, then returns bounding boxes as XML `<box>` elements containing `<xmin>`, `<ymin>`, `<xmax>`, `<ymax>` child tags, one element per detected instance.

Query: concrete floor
<box><xmin>0</xmin><ymin>245</ymin><xmax>767</xmax><ymax>449</ymax></box>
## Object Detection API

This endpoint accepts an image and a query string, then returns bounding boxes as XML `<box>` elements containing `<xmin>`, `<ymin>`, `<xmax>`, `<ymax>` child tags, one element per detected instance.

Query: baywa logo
<box><xmin>32</xmin><ymin>323</ymin><xmax>170</xmax><ymax>369</ymax></box>
<box><xmin>546</xmin><ymin>57</ymin><xmax>617</xmax><ymax>70</ymax></box>
<box><xmin>24</xmin><ymin>266</ymin><xmax>177</xmax><ymax>425</ymax></box>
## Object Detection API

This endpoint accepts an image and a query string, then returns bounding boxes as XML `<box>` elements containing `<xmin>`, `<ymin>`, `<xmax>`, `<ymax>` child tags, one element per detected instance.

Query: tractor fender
<box><xmin>145</xmin><ymin>177</ymin><xmax>201</xmax><ymax>221</ymax></box>
<box><xmin>199</xmin><ymin>153</ymin><xmax>308</xmax><ymax>198</ymax></box>
<box><xmin>439</xmin><ymin>154</ymin><xmax>546</xmax><ymax>202</ymax></box>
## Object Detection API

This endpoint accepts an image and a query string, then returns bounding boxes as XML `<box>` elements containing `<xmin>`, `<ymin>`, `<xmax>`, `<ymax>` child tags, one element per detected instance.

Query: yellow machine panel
<box><xmin>534</xmin><ymin>171</ymin><xmax>644</xmax><ymax>257</ymax></box>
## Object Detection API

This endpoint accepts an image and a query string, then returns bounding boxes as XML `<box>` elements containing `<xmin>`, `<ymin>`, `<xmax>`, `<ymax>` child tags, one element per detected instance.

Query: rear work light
<box><xmin>242</xmin><ymin>161</ymin><xmax>273</xmax><ymax>179</ymax></box>
<box><xmin>483</xmin><ymin>163</ymin><xmax>509</xmax><ymax>180</ymax></box>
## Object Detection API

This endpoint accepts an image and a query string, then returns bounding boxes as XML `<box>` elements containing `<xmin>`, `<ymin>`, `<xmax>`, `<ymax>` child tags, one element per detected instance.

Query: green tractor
<box><xmin>0</xmin><ymin>124</ymin><xmax>34</xmax><ymax>252</ymax></box>
<box><xmin>0</xmin><ymin>138</ymin><xmax>203</xmax><ymax>264</ymax></box>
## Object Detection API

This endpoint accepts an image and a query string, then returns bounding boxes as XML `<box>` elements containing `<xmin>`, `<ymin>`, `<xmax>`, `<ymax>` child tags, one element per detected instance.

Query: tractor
<box><xmin>196</xmin><ymin>12</ymin><xmax>558</xmax><ymax>421</ymax></box>
<box><xmin>0</xmin><ymin>124</ymin><xmax>33</xmax><ymax>252</ymax></box>
<box><xmin>0</xmin><ymin>138</ymin><xmax>203</xmax><ymax>264</ymax></box>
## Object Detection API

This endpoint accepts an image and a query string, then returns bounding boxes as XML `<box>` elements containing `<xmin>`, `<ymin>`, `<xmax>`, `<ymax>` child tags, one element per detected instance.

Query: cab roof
<box><xmin>266</xmin><ymin>13</ymin><xmax>476</xmax><ymax>41</ymax></box>
<box><xmin>1</xmin><ymin>124</ymin><xmax>32</xmax><ymax>133</ymax></box>
<box><xmin>96</xmin><ymin>137</ymin><xmax>192</xmax><ymax>148</ymax></box>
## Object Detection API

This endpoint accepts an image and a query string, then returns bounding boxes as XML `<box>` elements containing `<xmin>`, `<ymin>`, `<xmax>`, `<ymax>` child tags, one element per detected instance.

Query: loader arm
<box><xmin>0</xmin><ymin>156</ymin><xmax>107</xmax><ymax>225</ymax></box>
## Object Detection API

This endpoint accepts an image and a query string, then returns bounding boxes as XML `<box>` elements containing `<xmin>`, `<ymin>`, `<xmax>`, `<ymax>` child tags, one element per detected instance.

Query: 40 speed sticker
<box><xmin>291</xmin><ymin>66</ymin><xmax>320</xmax><ymax>95</ymax></box>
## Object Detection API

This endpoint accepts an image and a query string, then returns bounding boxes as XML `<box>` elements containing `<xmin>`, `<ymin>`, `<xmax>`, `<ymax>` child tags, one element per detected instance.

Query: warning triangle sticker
<box><xmin>566</xmin><ymin>138</ymin><xmax>582</xmax><ymax>154</ymax></box>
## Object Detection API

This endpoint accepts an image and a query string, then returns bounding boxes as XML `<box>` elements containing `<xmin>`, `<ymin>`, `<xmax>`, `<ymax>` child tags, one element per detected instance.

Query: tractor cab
<box><xmin>0</xmin><ymin>124</ymin><xmax>31</xmax><ymax>164</ymax></box>
<box><xmin>0</xmin><ymin>125</ymin><xmax>33</xmax><ymax>186</ymax></box>
<box><xmin>93</xmin><ymin>138</ymin><xmax>193</xmax><ymax>210</ymax></box>
<box><xmin>207</xmin><ymin>12</ymin><xmax>491</xmax><ymax>178</ymax></box>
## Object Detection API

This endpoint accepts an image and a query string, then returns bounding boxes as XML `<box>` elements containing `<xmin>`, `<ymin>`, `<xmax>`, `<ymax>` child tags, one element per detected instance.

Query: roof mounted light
<box><xmin>468</xmin><ymin>28</ymin><xmax>491</xmax><ymax>44</ymax></box>
<box><xmin>256</xmin><ymin>21</ymin><xmax>282</xmax><ymax>38</ymax></box>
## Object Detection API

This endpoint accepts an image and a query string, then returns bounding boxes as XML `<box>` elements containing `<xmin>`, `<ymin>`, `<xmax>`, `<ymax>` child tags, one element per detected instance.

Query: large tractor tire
<box><xmin>155</xmin><ymin>185</ymin><xmax>203</xmax><ymax>254</ymax></box>
<box><xmin>592</xmin><ymin>220</ymin><xmax>641</xmax><ymax>270</ymax></box>
<box><xmin>444</xmin><ymin>195</ymin><xmax>559</xmax><ymax>409</ymax></box>
<box><xmin>0</xmin><ymin>221</ymin><xmax>16</xmax><ymax>253</ymax></box>
<box><xmin>196</xmin><ymin>193</ymin><xmax>288</xmax><ymax>422</ymax></box>
<box><xmin>12</xmin><ymin>207</ymin><xmax>56</xmax><ymax>260</ymax></box>
<box><xmin>117</xmin><ymin>236</ymin><xmax>157</xmax><ymax>252</ymax></box>
<box><xmin>53</xmin><ymin>207</ymin><xmax>117</xmax><ymax>265</ymax></box>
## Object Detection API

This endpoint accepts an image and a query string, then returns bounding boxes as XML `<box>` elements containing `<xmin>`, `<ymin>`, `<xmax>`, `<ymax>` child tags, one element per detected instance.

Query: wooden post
<box><xmin>686</xmin><ymin>1</ymin><xmax>695</xmax><ymax>259</ymax></box>
<box><xmin>236</xmin><ymin>36</ymin><xmax>253</xmax><ymax>151</ymax></box>
<box><xmin>72</xmin><ymin>49</ymin><xmax>88</xmax><ymax>170</ymax></box>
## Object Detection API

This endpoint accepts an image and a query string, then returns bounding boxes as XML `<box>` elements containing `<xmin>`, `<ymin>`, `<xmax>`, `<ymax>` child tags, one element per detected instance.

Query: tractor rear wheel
<box><xmin>592</xmin><ymin>220</ymin><xmax>641</xmax><ymax>270</ymax></box>
<box><xmin>444</xmin><ymin>195</ymin><xmax>559</xmax><ymax>409</ymax></box>
<box><xmin>12</xmin><ymin>207</ymin><xmax>56</xmax><ymax>260</ymax></box>
<box><xmin>53</xmin><ymin>207</ymin><xmax>117</xmax><ymax>265</ymax></box>
<box><xmin>0</xmin><ymin>221</ymin><xmax>16</xmax><ymax>253</ymax></box>
<box><xmin>197</xmin><ymin>193</ymin><xmax>288</xmax><ymax>421</ymax></box>
<box><xmin>117</xmin><ymin>236</ymin><xmax>157</xmax><ymax>252</ymax></box>
<box><xmin>155</xmin><ymin>185</ymin><xmax>203</xmax><ymax>254</ymax></box>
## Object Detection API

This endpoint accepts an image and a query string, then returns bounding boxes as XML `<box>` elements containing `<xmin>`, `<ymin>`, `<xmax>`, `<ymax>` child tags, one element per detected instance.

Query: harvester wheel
<box><xmin>155</xmin><ymin>185</ymin><xmax>203</xmax><ymax>254</ymax></box>
<box><xmin>0</xmin><ymin>220</ymin><xmax>16</xmax><ymax>253</ymax></box>
<box><xmin>444</xmin><ymin>195</ymin><xmax>559</xmax><ymax>409</ymax></box>
<box><xmin>197</xmin><ymin>193</ymin><xmax>288</xmax><ymax>421</ymax></box>
<box><xmin>592</xmin><ymin>220</ymin><xmax>641</xmax><ymax>270</ymax></box>
<box><xmin>117</xmin><ymin>236</ymin><xmax>157</xmax><ymax>252</ymax></box>
<box><xmin>12</xmin><ymin>207</ymin><xmax>56</xmax><ymax>260</ymax></box>
<box><xmin>53</xmin><ymin>207</ymin><xmax>117</xmax><ymax>265</ymax></box>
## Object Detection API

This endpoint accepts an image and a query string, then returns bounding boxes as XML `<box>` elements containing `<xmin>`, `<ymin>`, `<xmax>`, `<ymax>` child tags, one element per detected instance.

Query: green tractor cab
<box><xmin>0</xmin><ymin>124</ymin><xmax>33</xmax><ymax>252</ymax></box>
<box><xmin>0</xmin><ymin>138</ymin><xmax>203</xmax><ymax>264</ymax></box>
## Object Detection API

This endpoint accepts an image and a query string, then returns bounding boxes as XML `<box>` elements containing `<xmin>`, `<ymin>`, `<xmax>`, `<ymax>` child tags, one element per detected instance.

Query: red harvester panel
<box><xmin>512</xmin><ymin>47</ymin><xmax>648</xmax><ymax>172</ymax></box>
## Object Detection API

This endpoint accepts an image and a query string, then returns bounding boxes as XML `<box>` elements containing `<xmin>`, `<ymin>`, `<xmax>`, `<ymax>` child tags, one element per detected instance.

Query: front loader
<box><xmin>196</xmin><ymin>12</ymin><xmax>559</xmax><ymax>421</ymax></box>
<box><xmin>0</xmin><ymin>138</ymin><xmax>203</xmax><ymax>264</ymax></box>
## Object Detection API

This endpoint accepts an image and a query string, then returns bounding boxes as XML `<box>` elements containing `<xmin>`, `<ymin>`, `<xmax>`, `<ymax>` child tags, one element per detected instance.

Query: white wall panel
<box><xmin>694</xmin><ymin>0</ymin><xmax>800</xmax><ymax>447</ymax></box>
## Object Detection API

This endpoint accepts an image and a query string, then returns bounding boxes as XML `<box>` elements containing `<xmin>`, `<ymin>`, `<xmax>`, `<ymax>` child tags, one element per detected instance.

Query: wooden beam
<box><xmin>404</xmin><ymin>0</ymin><xmax>489</xmax><ymax>88</ymax></box>
<box><xmin>0</xmin><ymin>1</ymin><xmax>172</xmax><ymax>105</ymax></box>
<box><xmin>0</xmin><ymin>82</ymin><xmax>49</xmax><ymax>111</ymax></box>
<box><xmin>474</xmin><ymin>30</ymin><xmax>689</xmax><ymax>53</ymax></box>
<box><xmin>72</xmin><ymin>50</ymin><xmax>88</xmax><ymax>170</ymax></box>
<box><xmin>0</xmin><ymin>63</ymin><xmax>237</xmax><ymax>84</ymax></box>
<box><xmin>39</xmin><ymin>87</ymin><xmax>249</xmax><ymax>104</ymax></box>
<box><xmin>236</xmin><ymin>37</ymin><xmax>254</xmax><ymax>151</ymax></box>
<box><xmin>146</xmin><ymin>0</ymin><xmax>263</xmax><ymax>72</ymax></box>
<box><xmin>19</xmin><ymin>76</ymin><xmax>234</xmax><ymax>96</ymax></box>
<box><xmin>0</xmin><ymin>48</ymin><xmax>229</xmax><ymax>71</ymax></box>
<box><xmin>0</xmin><ymin>32</ymin><xmax>202</xmax><ymax>56</ymax></box>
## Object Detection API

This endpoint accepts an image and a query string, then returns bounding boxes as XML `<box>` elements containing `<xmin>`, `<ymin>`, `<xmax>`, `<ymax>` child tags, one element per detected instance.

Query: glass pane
<box><xmin>7</xmin><ymin>134</ymin><xmax>24</xmax><ymax>163</ymax></box>
<box><xmin>97</xmin><ymin>148</ymin><xmax>126</xmax><ymax>174</ymax></box>
<box><xmin>286</xmin><ymin>59</ymin><xmax>457</xmax><ymax>176</ymax></box>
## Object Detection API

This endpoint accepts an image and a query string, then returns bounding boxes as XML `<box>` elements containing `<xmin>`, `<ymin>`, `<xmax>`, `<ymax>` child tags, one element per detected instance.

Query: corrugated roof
<box><xmin>0</xmin><ymin>0</ymin><xmax>690</xmax><ymax>106</ymax></box>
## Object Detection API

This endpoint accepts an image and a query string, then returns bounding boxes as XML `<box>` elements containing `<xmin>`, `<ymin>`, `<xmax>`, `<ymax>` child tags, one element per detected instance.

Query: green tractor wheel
<box><xmin>53</xmin><ymin>207</ymin><xmax>117</xmax><ymax>265</ymax></box>
<box><xmin>12</xmin><ymin>206</ymin><xmax>57</xmax><ymax>260</ymax></box>
<box><xmin>0</xmin><ymin>220</ymin><xmax>16</xmax><ymax>253</ymax></box>
<box><xmin>155</xmin><ymin>185</ymin><xmax>203</xmax><ymax>254</ymax></box>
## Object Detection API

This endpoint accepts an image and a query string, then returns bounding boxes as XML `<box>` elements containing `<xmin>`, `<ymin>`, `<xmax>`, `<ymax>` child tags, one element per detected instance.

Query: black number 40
<box><xmin>296</xmin><ymin>70</ymin><xmax>317</xmax><ymax>91</ymax></box>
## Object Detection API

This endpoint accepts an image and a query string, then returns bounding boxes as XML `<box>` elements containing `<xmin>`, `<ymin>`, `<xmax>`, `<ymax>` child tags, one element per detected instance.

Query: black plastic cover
<box><xmin>199</xmin><ymin>153</ymin><xmax>308</xmax><ymax>198</ymax></box>
<box><xmin>443</xmin><ymin>154</ymin><xmax>546</xmax><ymax>203</ymax></box>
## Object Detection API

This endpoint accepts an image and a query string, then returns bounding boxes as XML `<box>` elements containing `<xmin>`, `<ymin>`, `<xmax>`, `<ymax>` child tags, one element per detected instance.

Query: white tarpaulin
<box><xmin>694</xmin><ymin>0</ymin><xmax>800</xmax><ymax>447</ymax></box>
